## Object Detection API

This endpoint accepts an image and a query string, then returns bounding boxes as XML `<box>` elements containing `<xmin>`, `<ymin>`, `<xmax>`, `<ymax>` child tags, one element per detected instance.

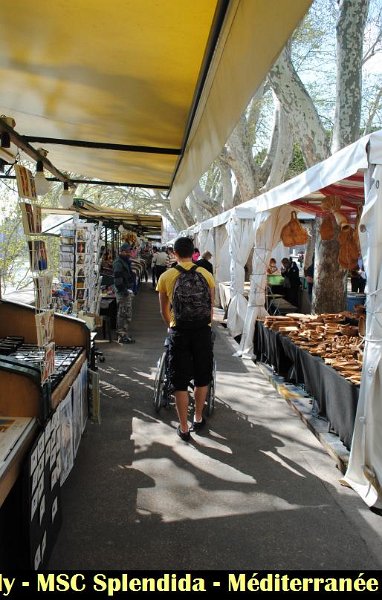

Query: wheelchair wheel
<box><xmin>153</xmin><ymin>351</ymin><xmax>167</xmax><ymax>413</ymax></box>
<box><xmin>205</xmin><ymin>360</ymin><xmax>216</xmax><ymax>416</ymax></box>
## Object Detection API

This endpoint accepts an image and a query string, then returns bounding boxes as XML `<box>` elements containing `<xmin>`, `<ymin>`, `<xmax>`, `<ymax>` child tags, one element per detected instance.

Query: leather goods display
<box><xmin>338</xmin><ymin>227</ymin><xmax>360</xmax><ymax>270</ymax></box>
<box><xmin>320</xmin><ymin>214</ymin><xmax>335</xmax><ymax>241</ymax></box>
<box><xmin>321</xmin><ymin>195</ymin><xmax>350</xmax><ymax>231</ymax></box>
<box><xmin>280</xmin><ymin>211</ymin><xmax>308</xmax><ymax>247</ymax></box>
<box><xmin>261</xmin><ymin>307</ymin><xmax>365</xmax><ymax>386</ymax></box>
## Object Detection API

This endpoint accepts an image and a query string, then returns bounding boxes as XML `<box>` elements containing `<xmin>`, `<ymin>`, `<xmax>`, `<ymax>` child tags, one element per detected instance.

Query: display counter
<box><xmin>0</xmin><ymin>299</ymin><xmax>91</xmax><ymax>569</ymax></box>
<box><xmin>254</xmin><ymin>320</ymin><xmax>359</xmax><ymax>450</ymax></box>
<box><xmin>0</xmin><ymin>300</ymin><xmax>89</xmax><ymax>419</ymax></box>
<box><xmin>0</xmin><ymin>417</ymin><xmax>38</xmax><ymax>509</ymax></box>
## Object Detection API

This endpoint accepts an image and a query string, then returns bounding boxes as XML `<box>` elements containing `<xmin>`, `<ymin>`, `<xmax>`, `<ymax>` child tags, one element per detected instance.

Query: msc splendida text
<box><xmin>0</xmin><ymin>572</ymin><xmax>380</xmax><ymax>595</ymax></box>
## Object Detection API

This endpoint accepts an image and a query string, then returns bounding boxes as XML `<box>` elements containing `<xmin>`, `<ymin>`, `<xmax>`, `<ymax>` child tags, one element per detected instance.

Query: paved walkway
<box><xmin>48</xmin><ymin>282</ymin><xmax>382</xmax><ymax>570</ymax></box>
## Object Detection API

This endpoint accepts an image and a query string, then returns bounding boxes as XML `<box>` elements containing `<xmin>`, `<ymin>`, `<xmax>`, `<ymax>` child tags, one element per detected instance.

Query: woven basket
<box><xmin>280</xmin><ymin>211</ymin><xmax>308</xmax><ymax>247</ymax></box>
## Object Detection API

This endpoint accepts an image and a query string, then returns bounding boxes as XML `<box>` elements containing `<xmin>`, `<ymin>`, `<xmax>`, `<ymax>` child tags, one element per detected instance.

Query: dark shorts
<box><xmin>168</xmin><ymin>326</ymin><xmax>213</xmax><ymax>391</ymax></box>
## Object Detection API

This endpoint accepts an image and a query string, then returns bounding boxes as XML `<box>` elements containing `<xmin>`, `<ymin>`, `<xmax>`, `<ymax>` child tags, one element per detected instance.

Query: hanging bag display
<box><xmin>338</xmin><ymin>227</ymin><xmax>360</xmax><ymax>270</ymax></box>
<box><xmin>280</xmin><ymin>211</ymin><xmax>308</xmax><ymax>247</ymax></box>
<box><xmin>320</xmin><ymin>214</ymin><xmax>335</xmax><ymax>241</ymax></box>
<box><xmin>321</xmin><ymin>194</ymin><xmax>350</xmax><ymax>232</ymax></box>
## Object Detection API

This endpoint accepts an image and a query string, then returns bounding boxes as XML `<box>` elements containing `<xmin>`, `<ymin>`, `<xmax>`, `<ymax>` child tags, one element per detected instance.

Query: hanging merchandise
<box><xmin>14</xmin><ymin>164</ymin><xmax>37</xmax><ymax>200</ymax></box>
<box><xmin>320</xmin><ymin>196</ymin><xmax>362</xmax><ymax>270</ymax></box>
<box><xmin>280</xmin><ymin>211</ymin><xmax>308</xmax><ymax>247</ymax></box>
<box><xmin>333</xmin><ymin>210</ymin><xmax>351</xmax><ymax>231</ymax></box>
<box><xmin>56</xmin><ymin>220</ymin><xmax>103</xmax><ymax>317</ymax></box>
<box><xmin>15</xmin><ymin>163</ymin><xmax>56</xmax><ymax>384</ymax></box>
<box><xmin>321</xmin><ymin>195</ymin><xmax>350</xmax><ymax>232</ymax></box>
<box><xmin>338</xmin><ymin>227</ymin><xmax>360</xmax><ymax>270</ymax></box>
<box><xmin>320</xmin><ymin>214</ymin><xmax>335</xmax><ymax>241</ymax></box>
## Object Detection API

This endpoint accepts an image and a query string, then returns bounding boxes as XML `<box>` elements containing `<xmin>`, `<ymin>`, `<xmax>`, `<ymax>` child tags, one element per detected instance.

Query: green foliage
<box><xmin>0</xmin><ymin>176</ymin><xmax>62</xmax><ymax>294</ymax></box>
<box><xmin>0</xmin><ymin>197</ymin><xmax>30</xmax><ymax>293</ymax></box>
<box><xmin>286</xmin><ymin>144</ymin><xmax>307</xmax><ymax>179</ymax></box>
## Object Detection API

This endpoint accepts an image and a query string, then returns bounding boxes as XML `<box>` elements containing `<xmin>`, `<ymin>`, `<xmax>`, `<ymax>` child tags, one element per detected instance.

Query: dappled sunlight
<box><xmin>98</xmin><ymin>365</ymin><xmax>118</xmax><ymax>374</ymax></box>
<box><xmin>135</xmin><ymin>369</ymin><xmax>157</xmax><ymax>382</ymax></box>
<box><xmin>99</xmin><ymin>379</ymin><xmax>130</xmax><ymax>400</ymax></box>
<box><xmin>260</xmin><ymin>450</ymin><xmax>306</xmax><ymax>478</ymax></box>
<box><xmin>132</xmin><ymin>417</ymin><xmax>234</xmax><ymax>457</ymax></box>
<box><xmin>118</xmin><ymin>372</ymin><xmax>153</xmax><ymax>393</ymax></box>
<box><xmin>133</xmin><ymin>456</ymin><xmax>305</xmax><ymax>523</ymax></box>
<box><xmin>208</xmin><ymin>430</ymin><xmax>229</xmax><ymax>442</ymax></box>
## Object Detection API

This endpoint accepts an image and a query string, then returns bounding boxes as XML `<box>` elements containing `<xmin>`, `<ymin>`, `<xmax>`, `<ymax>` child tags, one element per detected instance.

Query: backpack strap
<box><xmin>174</xmin><ymin>264</ymin><xmax>197</xmax><ymax>273</ymax></box>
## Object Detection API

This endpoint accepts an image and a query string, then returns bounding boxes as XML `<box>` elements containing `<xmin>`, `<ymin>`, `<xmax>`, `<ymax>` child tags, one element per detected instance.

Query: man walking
<box><xmin>152</xmin><ymin>246</ymin><xmax>169</xmax><ymax>285</ymax></box>
<box><xmin>196</xmin><ymin>250</ymin><xmax>213</xmax><ymax>274</ymax></box>
<box><xmin>157</xmin><ymin>237</ymin><xmax>215</xmax><ymax>441</ymax></box>
<box><xmin>113</xmin><ymin>243</ymin><xmax>136</xmax><ymax>344</ymax></box>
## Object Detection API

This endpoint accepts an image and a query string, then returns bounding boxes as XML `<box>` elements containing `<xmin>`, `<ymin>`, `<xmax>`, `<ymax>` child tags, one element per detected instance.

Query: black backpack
<box><xmin>172</xmin><ymin>265</ymin><xmax>211</xmax><ymax>329</ymax></box>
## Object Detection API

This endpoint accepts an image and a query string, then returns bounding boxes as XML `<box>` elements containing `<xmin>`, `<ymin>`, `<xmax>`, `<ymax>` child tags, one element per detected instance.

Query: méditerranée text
<box><xmin>0</xmin><ymin>572</ymin><xmax>380</xmax><ymax>595</ymax></box>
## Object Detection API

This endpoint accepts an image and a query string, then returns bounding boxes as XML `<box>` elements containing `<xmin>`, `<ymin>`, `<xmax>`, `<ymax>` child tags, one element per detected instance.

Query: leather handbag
<box><xmin>280</xmin><ymin>211</ymin><xmax>308</xmax><ymax>247</ymax></box>
<box><xmin>338</xmin><ymin>228</ymin><xmax>360</xmax><ymax>270</ymax></box>
<box><xmin>320</xmin><ymin>214</ymin><xmax>335</xmax><ymax>241</ymax></box>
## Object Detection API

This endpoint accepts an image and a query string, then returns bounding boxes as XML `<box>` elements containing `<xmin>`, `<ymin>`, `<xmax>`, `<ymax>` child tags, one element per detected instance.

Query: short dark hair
<box><xmin>174</xmin><ymin>237</ymin><xmax>194</xmax><ymax>259</ymax></box>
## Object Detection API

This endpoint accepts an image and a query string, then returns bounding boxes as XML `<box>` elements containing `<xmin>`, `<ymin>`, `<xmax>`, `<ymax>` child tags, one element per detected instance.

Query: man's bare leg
<box><xmin>175</xmin><ymin>390</ymin><xmax>189</xmax><ymax>432</ymax></box>
<box><xmin>194</xmin><ymin>385</ymin><xmax>208</xmax><ymax>422</ymax></box>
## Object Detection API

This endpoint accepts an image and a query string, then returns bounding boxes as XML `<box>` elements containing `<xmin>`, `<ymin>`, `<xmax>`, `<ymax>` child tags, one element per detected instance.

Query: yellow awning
<box><xmin>0</xmin><ymin>0</ymin><xmax>311</xmax><ymax>208</ymax></box>
<box><xmin>41</xmin><ymin>203</ymin><xmax>163</xmax><ymax>235</ymax></box>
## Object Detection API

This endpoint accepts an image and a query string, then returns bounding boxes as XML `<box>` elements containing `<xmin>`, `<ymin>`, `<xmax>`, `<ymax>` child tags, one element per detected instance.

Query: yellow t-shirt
<box><xmin>156</xmin><ymin>261</ymin><xmax>215</xmax><ymax>328</ymax></box>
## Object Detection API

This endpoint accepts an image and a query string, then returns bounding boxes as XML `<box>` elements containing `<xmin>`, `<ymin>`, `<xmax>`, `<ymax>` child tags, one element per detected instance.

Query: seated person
<box><xmin>267</xmin><ymin>258</ymin><xmax>280</xmax><ymax>275</ymax></box>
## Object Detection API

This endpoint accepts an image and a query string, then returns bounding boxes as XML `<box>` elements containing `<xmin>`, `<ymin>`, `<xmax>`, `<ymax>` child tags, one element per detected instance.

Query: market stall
<box><xmin>0</xmin><ymin>299</ymin><xmax>90</xmax><ymax>568</ymax></box>
<box><xmin>180</xmin><ymin>130</ymin><xmax>382</xmax><ymax>509</ymax></box>
<box><xmin>254</xmin><ymin>317</ymin><xmax>360</xmax><ymax>450</ymax></box>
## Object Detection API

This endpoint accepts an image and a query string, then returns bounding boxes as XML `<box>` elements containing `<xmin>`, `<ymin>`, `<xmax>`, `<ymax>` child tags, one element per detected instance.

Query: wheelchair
<box><xmin>153</xmin><ymin>335</ymin><xmax>216</xmax><ymax>417</ymax></box>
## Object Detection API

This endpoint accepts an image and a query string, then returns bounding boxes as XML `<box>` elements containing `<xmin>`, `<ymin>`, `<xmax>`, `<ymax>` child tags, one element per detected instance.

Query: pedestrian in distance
<box><xmin>151</xmin><ymin>246</ymin><xmax>158</xmax><ymax>289</ymax></box>
<box><xmin>192</xmin><ymin>247</ymin><xmax>200</xmax><ymax>262</ymax></box>
<box><xmin>281</xmin><ymin>257</ymin><xmax>301</xmax><ymax>308</ymax></box>
<box><xmin>196</xmin><ymin>251</ymin><xmax>213</xmax><ymax>275</ymax></box>
<box><xmin>152</xmin><ymin>246</ymin><xmax>169</xmax><ymax>288</ymax></box>
<box><xmin>113</xmin><ymin>243</ymin><xmax>136</xmax><ymax>344</ymax></box>
<box><xmin>156</xmin><ymin>237</ymin><xmax>215</xmax><ymax>441</ymax></box>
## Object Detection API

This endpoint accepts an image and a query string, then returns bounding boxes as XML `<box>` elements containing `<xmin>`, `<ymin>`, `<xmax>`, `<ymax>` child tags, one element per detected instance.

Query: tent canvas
<box><xmin>188</xmin><ymin>130</ymin><xmax>382</xmax><ymax>509</ymax></box>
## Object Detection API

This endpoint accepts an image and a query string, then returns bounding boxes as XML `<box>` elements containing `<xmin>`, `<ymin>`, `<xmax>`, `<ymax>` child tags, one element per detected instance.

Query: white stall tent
<box><xmin>234</xmin><ymin>133</ymin><xmax>373</xmax><ymax>354</ymax></box>
<box><xmin>180</xmin><ymin>130</ymin><xmax>382</xmax><ymax>508</ymax></box>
